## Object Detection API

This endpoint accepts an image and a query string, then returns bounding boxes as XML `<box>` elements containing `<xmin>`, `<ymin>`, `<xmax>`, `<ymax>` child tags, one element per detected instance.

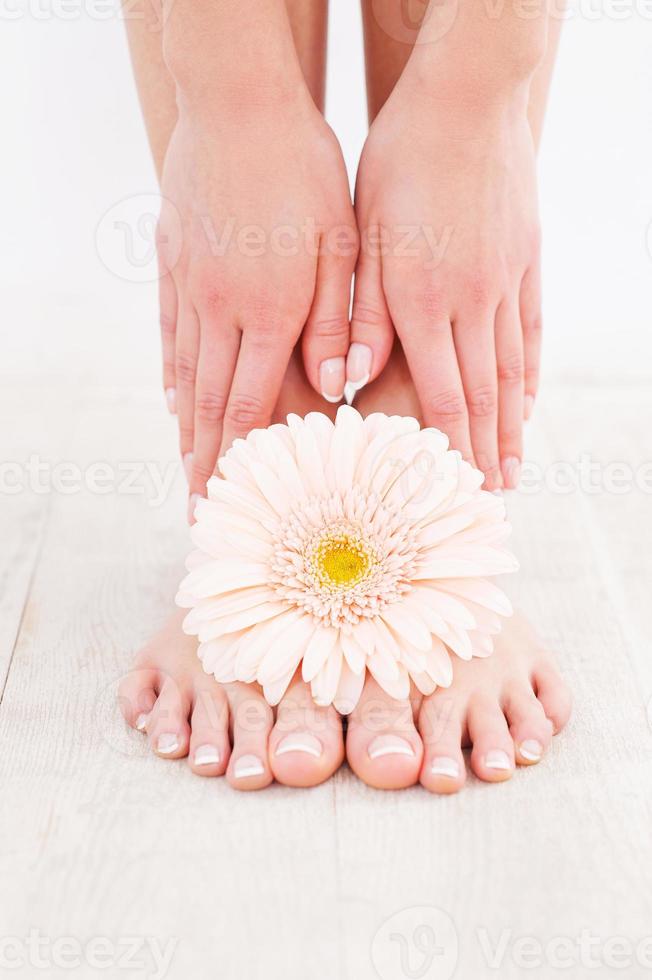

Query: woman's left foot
<box><xmin>345</xmin><ymin>612</ymin><xmax>571</xmax><ymax>792</ymax></box>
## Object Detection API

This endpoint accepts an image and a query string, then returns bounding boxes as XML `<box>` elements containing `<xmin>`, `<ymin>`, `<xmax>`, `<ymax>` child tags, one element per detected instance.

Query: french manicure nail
<box><xmin>430</xmin><ymin>756</ymin><xmax>460</xmax><ymax>778</ymax></box>
<box><xmin>194</xmin><ymin>744</ymin><xmax>221</xmax><ymax>767</ymax></box>
<box><xmin>319</xmin><ymin>356</ymin><xmax>345</xmax><ymax>404</ymax></box>
<box><xmin>188</xmin><ymin>493</ymin><xmax>199</xmax><ymax>525</ymax></box>
<box><xmin>501</xmin><ymin>457</ymin><xmax>521</xmax><ymax>490</ymax></box>
<box><xmin>344</xmin><ymin>343</ymin><xmax>372</xmax><ymax>405</ymax></box>
<box><xmin>485</xmin><ymin>749</ymin><xmax>512</xmax><ymax>771</ymax></box>
<box><xmin>157</xmin><ymin>733</ymin><xmax>180</xmax><ymax>755</ymax></box>
<box><xmin>368</xmin><ymin>734</ymin><xmax>415</xmax><ymax>760</ymax></box>
<box><xmin>183</xmin><ymin>452</ymin><xmax>193</xmax><ymax>482</ymax></box>
<box><xmin>519</xmin><ymin>739</ymin><xmax>543</xmax><ymax>762</ymax></box>
<box><xmin>135</xmin><ymin>713</ymin><xmax>149</xmax><ymax>732</ymax></box>
<box><xmin>165</xmin><ymin>387</ymin><xmax>177</xmax><ymax>415</ymax></box>
<box><xmin>524</xmin><ymin>394</ymin><xmax>535</xmax><ymax>420</ymax></box>
<box><xmin>234</xmin><ymin>754</ymin><xmax>265</xmax><ymax>779</ymax></box>
<box><xmin>275</xmin><ymin>733</ymin><xmax>322</xmax><ymax>758</ymax></box>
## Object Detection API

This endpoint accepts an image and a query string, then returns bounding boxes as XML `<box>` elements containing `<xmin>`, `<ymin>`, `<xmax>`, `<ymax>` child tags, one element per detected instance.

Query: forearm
<box><xmin>161</xmin><ymin>0</ymin><xmax>306</xmax><ymax>110</ymax></box>
<box><xmin>406</xmin><ymin>0</ymin><xmax>550</xmax><ymax>111</ymax></box>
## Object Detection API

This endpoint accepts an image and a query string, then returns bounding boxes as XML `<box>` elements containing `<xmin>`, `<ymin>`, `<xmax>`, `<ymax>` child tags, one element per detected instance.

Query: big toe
<box><xmin>346</xmin><ymin>674</ymin><xmax>422</xmax><ymax>789</ymax></box>
<box><xmin>269</xmin><ymin>675</ymin><xmax>344</xmax><ymax>787</ymax></box>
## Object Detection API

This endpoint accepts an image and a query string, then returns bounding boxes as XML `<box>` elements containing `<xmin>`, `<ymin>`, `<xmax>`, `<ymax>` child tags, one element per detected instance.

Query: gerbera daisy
<box><xmin>176</xmin><ymin>407</ymin><xmax>518</xmax><ymax>711</ymax></box>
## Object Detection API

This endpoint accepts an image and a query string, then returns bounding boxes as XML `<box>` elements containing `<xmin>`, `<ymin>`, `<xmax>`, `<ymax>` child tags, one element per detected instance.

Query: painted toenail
<box><xmin>519</xmin><ymin>739</ymin><xmax>543</xmax><ymax>762</ymax></box>
<box><xmin>430</xmin><ymin>756</ymin><xmax>460</xmax><ymax>779</ymax></box>
<box><xmin>485</xmin><ymin>749</ymin><xmax>512</xmax><ymax>771</ymax></box>
<box><xmin>368</xmin><ymin>734</ymin><xmax>415</xmax><ymax>760</ymax></box>
<box><xmin>135</xmin><ymin>713</ymin><xmax>149</xmax><ymax>732</ymax></box>
<box><xmin>157</xmin><ymin>733</ymin><xmax>180</xmax><ymax>755</ymax></box>
<box><xmin>194</xmin><ymin>744</ymin><xmax>220</xmax><ymax>767</ymax></box>
<box><xmin>234</xmin><ymin>754</ymin><xmax>265</xmax><ymax>779</ymax></box>
<box><xmin>275</xmin><ymin>733</ymin><xmax>322</xmax><ymax>758</ymax></box>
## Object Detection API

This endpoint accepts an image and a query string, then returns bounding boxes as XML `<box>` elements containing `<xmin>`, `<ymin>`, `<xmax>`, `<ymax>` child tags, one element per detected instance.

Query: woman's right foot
<box><xmin>118</xmin><ymin>609</ymin><xmax>344</xmax><ymax>790</ymax></box>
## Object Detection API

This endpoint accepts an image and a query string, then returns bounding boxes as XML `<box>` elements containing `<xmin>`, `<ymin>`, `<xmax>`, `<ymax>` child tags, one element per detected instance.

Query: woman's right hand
<box><xmin>158</xmin><ymin>79</ymin><xmax>358</xmax><ymax>519</ymax></box>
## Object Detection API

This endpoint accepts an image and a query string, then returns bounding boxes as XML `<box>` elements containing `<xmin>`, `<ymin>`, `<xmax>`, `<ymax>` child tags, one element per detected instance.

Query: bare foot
<box><xmin>120</xmin><ymin>347</ymin><xmax>570</xmax><ymax>792</ymax></box>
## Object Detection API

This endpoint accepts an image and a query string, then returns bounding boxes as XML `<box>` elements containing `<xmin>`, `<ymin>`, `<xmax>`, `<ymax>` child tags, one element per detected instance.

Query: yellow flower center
<box><xmin>315</xmin><ymin>535</ymin><xmax>370</xmax><ymax>587</ymax></box>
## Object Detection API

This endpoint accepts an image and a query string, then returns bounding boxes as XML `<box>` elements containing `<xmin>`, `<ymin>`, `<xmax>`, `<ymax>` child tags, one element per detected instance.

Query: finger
<box><xmin>219</xmin><ymin>328</ymin><xmax>296</xmax><ymax>456</ymax></box>
<box><xmin>302</xmin><ymin>229</ymin><xmax>358</xmax><ymax>406</ymax></box>
<box><xmin>159</xmin><ymin>266</ymin><xmax>178</xmax><ymax>415</ymax></box>
<box><xmin>453</xmin><ymin>315</ymin><xmax>502</xmax><ymax>490</ymax></box>
<box><xmin>520</xmin><ymin>263</ymin><xmax>542</xmax><ymax>421</ymax></box>
<box><xmin>348</xmin><ymin>226</ymin><xmax>395</xmax><ymax>402</ymax></box>
<box><xmin>396</xmin><ymin>315</ymin><xmax>474</xmax><ymax>463</ymax></box>
<box><xmin>190</xmin><ymin>319</ymin><xmax>241</xmax><ymax>499</ymax></box>
<box><xmin>175</xmin><ymin>301</ymin><xmax>200</xmax><ymax>459</ymax></box>
<box><xmin>495</xmin><ymin>300</ymin><xmax>524</xmax><ymax>490</ymax></box>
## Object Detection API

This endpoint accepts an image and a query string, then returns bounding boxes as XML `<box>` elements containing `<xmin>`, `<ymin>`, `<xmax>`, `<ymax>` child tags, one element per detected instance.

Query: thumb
<box><xmin>347</xmin><ymin>238</ymin><xmax>395</xmax><ymax>404</ymax></box>
<box><xmin>301</xmin><ymin>236</ymin><xmax>357</xmax><ymax>406</ymax></box>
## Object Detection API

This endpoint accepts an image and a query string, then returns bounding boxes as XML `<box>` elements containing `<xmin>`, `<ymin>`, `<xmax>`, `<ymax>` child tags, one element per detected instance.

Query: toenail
<box><xmin>485</xmin><ymin>749</ymin><xmax>512</xmax><ymax>771</ymax></box>
<box><xmin>135</xmin><ymin>713</ymin><xmax>149</xmax><ymax>732</ymax></box>
<box><xmin>275</xmin><ymin>733</ymin><xmax>322</xmax><ymax>759</ymax></box>
<box><xmin>519</xmin><ymin>739</ymin><xmax>543</xmax><ymax>762</ymax></box>
<box><xmin>194</xmin><ymin>744</ymin><xmax>220</xmax><ymax>767</ymax></box>
<box><xmin>234</xmin><ymin>754</ymin><xmax>265</xmax><ymax>779</ymax></box>
<box><xmin>430</xmin><ymin>756</ymin><xmax>460</xmax><ymax>779</ymax></box>
<box><xmin>157</xmin><ymin>733</ymin><xmax>180</xmax><ymax>755</ymax></box>
<box><xmin>368</xmin><ymin>734</ymin><xmax>415</xmax><ymax>760</ymax></box>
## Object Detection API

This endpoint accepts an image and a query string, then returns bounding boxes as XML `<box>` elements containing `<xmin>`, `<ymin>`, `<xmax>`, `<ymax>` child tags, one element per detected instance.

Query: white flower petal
<box><xmin>257</xmin><ymin>615</ymin><xmax>316</xmax><ymax>686</ymax></box>
<box><xmin>340</xmin><ymin>631</ymin><xmax>366</xmax><ymax>675</ymax></box>
<box><xmin>235</xmin><ymin>611</ymin><xmax>301</xmax><ymax>682</ymax></box>
<box><xmin>311</xmin><ymin>646</ymin><xmax>343</xmax><ymax>706</ymax></box>
<box><xmin>179</xmin><ymin>562</ymin><xmax>269</xmax><ymax>600</ymax></box>
<box><xmin>197</xmin><ymin>602</ymin><xmax>287</xmax><ymax>642</ymax></box>
<box><xmin>371</xmin><ymin>663</ymin><xmax>411</xmax><ymax>701</ymax></box>
<box><xmin>410</xmin><ymin>586</ymin><xmax>476</xmax><ymax>631</ymax></box>
<box><xmin>301</xmin><ymin>627</ymin><xmax>339</xmax><ymax>683</ymax></box>
<box><xmin>333</xmin><ymin>662</ymin><xmax>366</xmax><ymax>714</ymax></box>
<box><xmin>437</xmin><ymin>578</ymin><xmax>513</xmax><ymax>616</ymax></box>
<box><xmin>381</xmin><ymin>603</ymin><xmax>432</xmax><ymax>652</ymax></box>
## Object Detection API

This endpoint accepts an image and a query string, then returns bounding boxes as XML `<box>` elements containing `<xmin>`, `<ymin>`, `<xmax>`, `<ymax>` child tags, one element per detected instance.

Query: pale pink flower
<box><xmin>177</xmin><ymin>407</ymin><xmax>517</xmax><ymax>711</ymax></box>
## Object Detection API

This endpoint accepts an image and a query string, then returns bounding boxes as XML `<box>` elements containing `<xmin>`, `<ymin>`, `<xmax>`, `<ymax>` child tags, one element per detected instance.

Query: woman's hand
<box><xmin>348</xmin><ymin>71</ymin><xmax>542</xmax><ymax>491</ymax></box>
<box><xmin>158</xmin><ymin>84</ymin><xmax>358</xmax><ymax>518</ymax></box>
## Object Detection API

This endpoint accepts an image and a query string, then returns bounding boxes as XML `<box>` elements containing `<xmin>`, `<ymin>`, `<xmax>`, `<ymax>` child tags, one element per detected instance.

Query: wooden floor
<box><xmin>2</xmin><ymin>305</ymin><xmax>652</xmax><ymax>979</ymax></box>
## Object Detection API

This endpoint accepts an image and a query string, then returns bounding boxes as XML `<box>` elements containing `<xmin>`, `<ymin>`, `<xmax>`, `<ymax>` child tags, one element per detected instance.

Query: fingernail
<box><xmin>519</xmin><ymin>739</ymin><xmax>543</xmax><ymax>762</ymax></box>
<box><xmin>135</xmin><ymin>713</ymin><xmax>149</xmax><ymax>732</ymax></box>
<box><xmin>194</xmin><ymin>744</ymin><xmax>221</xmax><ymax>767</ymax></box>
<box><xmin>501</xmin><ymin>457</ymin><xmax>521</xmax><ymax>490</ymax></box>
<box><xmin>319</xmin><ymin>356</ymin><xmax>345</xmax><ymax>404</ymax></box>
<box><xmin>183</xmin><ymin>452</ymin><xmax>193</xmax><ymax>482</ymax></box>
<box><xmin>165</xmin><ymin>387</ymin><xmax>177</xmax><ymax>414</ymax></box>
<box><xmin>344</xmin><ymin>343</ymin><xmax>372</xmax><ymax>404</ymax></box>
<box><xmin>524</xmin><ymin>394</ymin><xmax>535</xmax><ymax>420</ymax></box>
<box><xmin>157</xmin><ymin>733</ymin><xmax>180</xmax><ymax>755</ymax></box>
<box><xmin>485</xmin><ymin>749</ymin><xmax>512</xmax><ymax>771</ymax></box>
<box><xmin>368</xmin><ymin>734</ymin><xmax>415</xmax><ymax>760</ymax></box>
<box><xmin>188</xmin><ymin>493</ymin><xmax>199</xmax><ymax>525</ymax></box>
<box><xmin>234</xmin><ymin>754</ymin><xmax>265</xmax><ymax>779</ymax></box>
<box><xmin>430</xmin><ymin>756</ymin><xmax>460</xmax><ymax>778</ymax></box>
<box><xmin>275</xmin><ymin>733</ymin><xmax>322</xmax><ymax>758</ymax></box>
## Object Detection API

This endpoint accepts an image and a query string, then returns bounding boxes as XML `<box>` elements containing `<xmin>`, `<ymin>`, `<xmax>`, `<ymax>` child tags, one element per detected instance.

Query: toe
<box><xmin>147</xmin><ymin>677</ymin><xmax>191</xmax><ymax>760</ymax></box>
<box><xmin>533</xmin><ymin>663</ymin><xmax>572</xmax><ymax>734</ymax></box>
<box><xmin>269</xmin><ymin>675</ymin><xmax>344</xmax><ymax>788</ymax></box>
<box><xmin>503</xmin><ymin>685</ymin><xmax>554</xmax><ymax>765</ymax></box>
<box><xmin>188</xmin><ymin>679</ymin><xmax>230</xmax><ymax>777</ymax></box>
<box><xmin>417</xmin><ymin>688</ymin><xmax>467</xmax><ymax>794</ymax></box>
<box><xmin>467</xmin><ymin>694</ymin><xmax>515</xmax><ymax>782</ymax></box>
<box><xmin>346</xmin><ymin>675</ymin><xmax>422</xmax><ymax>790</ymax></box>
<box><xmin>226</xmin><ymin>683</ymin><xmax>274</xmax><ymax>791</ymax></box>
<box><xmin>118</xmin><ymin>666</ymin><xmax>158</xmax><ymax>732</ymax></box>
